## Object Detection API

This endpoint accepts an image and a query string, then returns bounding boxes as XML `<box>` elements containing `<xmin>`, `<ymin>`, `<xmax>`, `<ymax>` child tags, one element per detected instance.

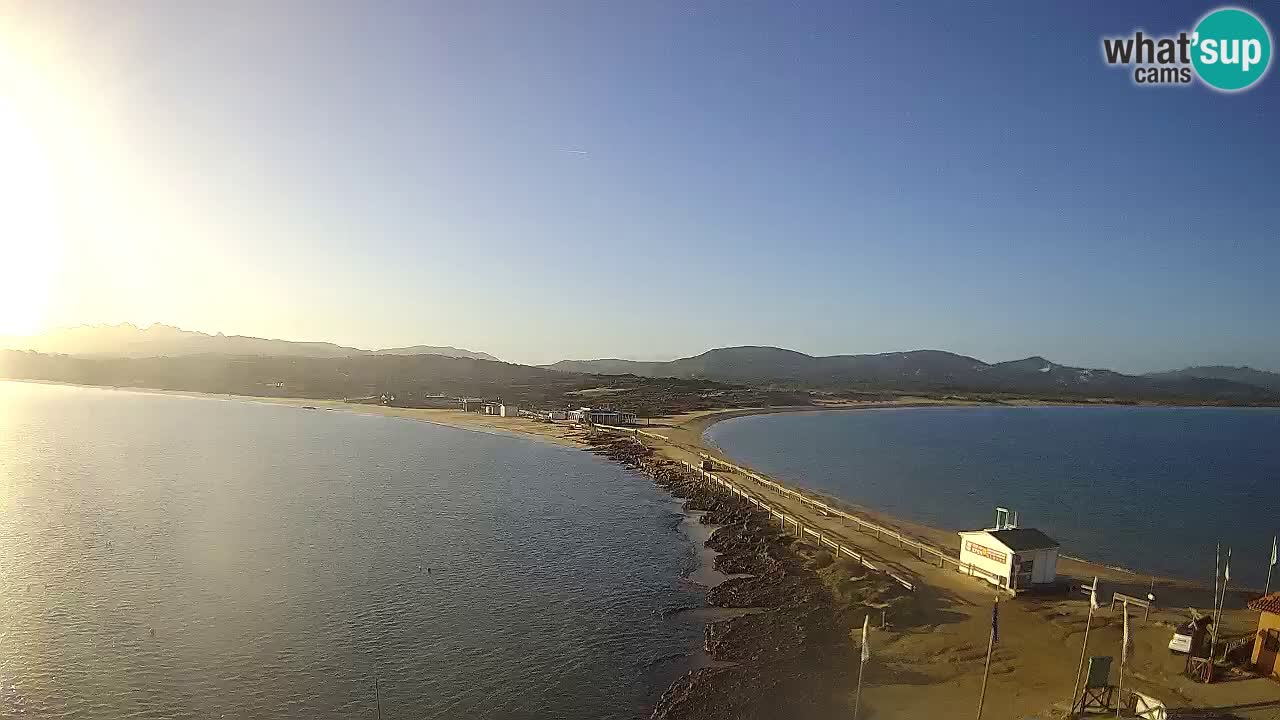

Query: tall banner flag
<box><xmin>861</xmin><ymin>614</ymin><xmax>871</xmax><ymax>663</ymax></box>
<box><xmin>1214</xmin><ymin>542</ymin><xmax>1221</xmax><ymax>601</ymax></box>
<box><xmin>1071</xmin><ymin>577</ymin><xmax>1100</xmax><ymax>714</ymax></box>
<box><xmin>1267</xmin><ymin>535</ymin><xmax>1277</xmax><ymax>596</ymax></box>
<box><xmin>1122</xmin><ymin>604</ymin><xmax>1132</xmax><ymax>665</ymax></box>
<box><xmin>854</xmin><ymin>614</ymin><xmax>870</xmax><ymax>720</ymax></box>
<box><xmin>1116</xmin><ymin>603</ymin><xmax>1133</xmax><ymax>718</ymax></box>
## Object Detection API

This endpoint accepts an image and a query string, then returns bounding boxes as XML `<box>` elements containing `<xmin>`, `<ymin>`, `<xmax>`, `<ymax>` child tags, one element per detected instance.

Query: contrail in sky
<box><xmin>558</xmin><ymin>149</ymin><xmax>589</xmax><ymax>155</ymax></box>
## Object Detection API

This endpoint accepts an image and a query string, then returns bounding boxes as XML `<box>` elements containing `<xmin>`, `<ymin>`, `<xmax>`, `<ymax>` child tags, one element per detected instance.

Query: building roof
<box><xmin>975</xmin><ymin>528</ymin><xmax>1060</xmax><ymax>551</ymax></box>
<box><xmin>1248</xmin><ymin>592</ymin><xmax>1280</xmax><ymax>615</ymax></box>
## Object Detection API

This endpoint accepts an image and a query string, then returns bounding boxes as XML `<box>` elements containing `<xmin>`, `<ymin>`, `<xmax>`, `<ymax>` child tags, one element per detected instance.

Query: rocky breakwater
<box><xmin>584</xmin><ymin>434</ymin><xmax>915</xmax><ymax>720</ymax></box>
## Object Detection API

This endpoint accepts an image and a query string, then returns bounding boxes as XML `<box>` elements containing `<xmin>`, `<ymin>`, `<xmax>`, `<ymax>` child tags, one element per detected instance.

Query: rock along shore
<box><xmin>583</xmin><ymin>434</ymin><xmax>913</xmax><ymax>720</ymax></box>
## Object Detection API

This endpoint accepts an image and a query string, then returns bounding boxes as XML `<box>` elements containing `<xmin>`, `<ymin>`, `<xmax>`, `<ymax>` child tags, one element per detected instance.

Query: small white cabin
<box><xmin>499</xmin><ymin>404</ymin><xmax>519</xmax><ymax>417</ymax></box>
<box><xmin>958</xmin><ymin>527</ymin><xmax>1060</xmax><ymax>593</ymax></box>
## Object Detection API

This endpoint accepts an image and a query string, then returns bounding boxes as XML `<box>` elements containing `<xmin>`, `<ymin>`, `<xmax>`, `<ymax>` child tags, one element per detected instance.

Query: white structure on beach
<box><xmin>567</xmin><ymin>407</ymin><xmax>637</xmax><ymax>425</ymax></box>
<box><xmin>958</xmin><ymin>512</ymin><xmax>1059</xmax><ymax>593</ymax></box>
<box><xmin>499</xmin><ymin>403</ymin><xmax>519</xmax><ymax>417</ymax></box>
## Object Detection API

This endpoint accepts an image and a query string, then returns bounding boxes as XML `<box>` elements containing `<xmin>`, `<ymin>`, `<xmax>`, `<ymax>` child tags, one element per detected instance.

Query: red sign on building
<box><xmin>965</xmin><ymin>541</ymin><xmax>1008</xmax><ymax>565</ymax></box>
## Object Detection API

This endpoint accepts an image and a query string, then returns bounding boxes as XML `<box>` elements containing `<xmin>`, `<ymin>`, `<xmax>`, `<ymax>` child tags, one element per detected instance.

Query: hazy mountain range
<box><xmin>546</xmin><ymin>346</ymin><xmax>1280</xmax><ymax>402</ymax></box>
<box><xmin>0</xmin><ymin>323</ymin><xmax>499</xmax><ymax>362</ymax></box>
<box><xmin>1145</xmin><ymin>365</ymin><xmax>1280</xmax><ymax>393</ymax></box>
<box><xmin>3</xmin><ymin>325</ymin><xmax>1277</xmax><ymax>404</ymax></box>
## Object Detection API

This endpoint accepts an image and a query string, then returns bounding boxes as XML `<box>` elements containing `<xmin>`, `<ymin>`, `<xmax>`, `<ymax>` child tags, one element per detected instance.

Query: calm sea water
<box><xmin>0</xmin><ymin>381</ymin><xmax>702</xmax><ymax>719</ymax></box>
<box><xmin>706</xmin><ymin>406</ymin><xmax>1280</xmax><ymax>588</ymax></box>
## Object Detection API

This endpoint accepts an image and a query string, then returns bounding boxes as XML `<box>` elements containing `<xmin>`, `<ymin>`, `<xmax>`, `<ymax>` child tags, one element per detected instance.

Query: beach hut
<box><xmin>958</xmin><ymin>527</ymin><xmax>1060</xmax><ymax>593</ymax></box>
<box><xmin>499</xmin><ymin>403</ymin><xmax>519</xmax><ymax>417</ymax></box>
<box><xmin>1248</xmin><ymin>593</ymin><xmax>1280</xmax><ymax>679</ymax></box>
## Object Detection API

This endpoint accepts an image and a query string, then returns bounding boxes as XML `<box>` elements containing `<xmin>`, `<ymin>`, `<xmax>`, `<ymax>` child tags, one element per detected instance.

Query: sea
<box><xmin>0</xmin><ymin>380</ymin><xmax>707</xmax><ymax>719</ymax></box>
<box><xmin>706</xmin><ymin>405</ymin><xmax>1280</xmax><ymax>589</ymax></box>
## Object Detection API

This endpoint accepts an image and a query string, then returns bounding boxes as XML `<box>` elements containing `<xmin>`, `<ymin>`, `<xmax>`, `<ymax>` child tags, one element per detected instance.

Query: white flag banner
<box><xmin>1089</xmin><ymin>576</ymin><xmax>1099</xmax><ymax>610</ymax></box>
<box><xmin>1215</xmin><ymin>542</ymin><xmax>1221</xmax><ymax>592</ymax></box>
<box><xmin>861</xmin><ymin>615</ymin><xmax>871</xmax><ymax>664</ymax></box>
<box><xmin>1225</xmin><ymin>548</ymin><xmax>1232</xmax><ymax>583</ymax></box>
<box><xmin>1271</xmin><ymin>536</ymin><xmax>1277</xmax><ymax>567</ymax></box>
<box><xmin>1122</xmin><ymin>604</ymin><xmax>1133</xmax><ymax>665</ymax></box>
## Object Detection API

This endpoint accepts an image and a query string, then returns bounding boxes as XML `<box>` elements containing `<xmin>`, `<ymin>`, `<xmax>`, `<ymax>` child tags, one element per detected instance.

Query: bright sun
<box><xmin>0</xmin><ymin>72</ymin><xmax>63</xmax><ymax>336</ymax></box>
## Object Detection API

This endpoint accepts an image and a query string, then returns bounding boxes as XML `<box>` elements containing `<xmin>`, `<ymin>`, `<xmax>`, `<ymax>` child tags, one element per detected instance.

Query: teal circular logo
<box><xmin>1192</xmin><ymin>8</ymin><xmax>1272</xmax><ymax>91</ymax></box>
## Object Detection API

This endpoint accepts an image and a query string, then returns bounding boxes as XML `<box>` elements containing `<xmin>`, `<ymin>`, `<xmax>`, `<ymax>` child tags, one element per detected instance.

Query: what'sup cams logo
<box><xmin>1103</xmin><ymin>7</ymin><xmax>1272</xmax><ymax>91</ymax></box>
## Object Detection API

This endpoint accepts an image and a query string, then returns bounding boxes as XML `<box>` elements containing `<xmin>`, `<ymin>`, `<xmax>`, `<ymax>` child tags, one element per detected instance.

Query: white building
<box><xmin>499</xmin><ymin>404</ymin><xmax>519</xmax><ymax>417</ymax></box>
<box><xmin>958</xmin><ymin>527</ymin><xmax>1060</xmax><ymax>593</ymax></box>
<box><xmin>567</xmin><ymin>407</ymin><xmax>638</xmax><ymax>425</ymax></box>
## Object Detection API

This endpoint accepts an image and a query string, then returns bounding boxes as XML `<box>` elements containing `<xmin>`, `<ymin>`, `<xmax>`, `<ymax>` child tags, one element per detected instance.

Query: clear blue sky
<box><xmin>4</xmin><ymin>1</ymin><xmax>1277</xmax><ymax>370</ymax></box>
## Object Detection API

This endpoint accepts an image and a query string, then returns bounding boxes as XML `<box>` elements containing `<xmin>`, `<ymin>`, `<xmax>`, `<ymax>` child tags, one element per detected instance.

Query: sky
<box><xmin>1</xmin><ymin>1</ymin><xmax>1277</xmax><ymax>371</ymax></box>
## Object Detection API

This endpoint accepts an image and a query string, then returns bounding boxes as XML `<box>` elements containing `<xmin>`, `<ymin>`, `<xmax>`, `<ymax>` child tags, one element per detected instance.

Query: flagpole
<box><xmin>1069</xmin><ymin>578</ymin><xmax>1098</xmax><ymax>719</ymax></box>
<box><xmin>1212</xmin><ymin>542</ymin><xmax>1220</xmax><ymax>629</ymax></box>
<box><xmin>1115</xmin><ymin>656</ymin><xmax>1124</xmax><ymax>717</ymax></box>
<box><xmin>855</xmin><ymin>615</ymin><xmax>869</xmax><ymax>720</ymax></box>
<box><xmin>1217</xmin><ymin>554</ymin><xmax>1231</xmax><ymax>662</ymax></box>
<box><xmin>976</xmin><ymin>597</ymin><xmax>997</xmax><ymax>720</ymax></box>
<box><xmin>1116</xmin><ymin>602</ymin><xmax>1128</xmax><ymax>719</ymax></box>
<box><xmin>854</xmin><ymin>657</ymin><xmax>865</xmax><ymax>720</ymax></box>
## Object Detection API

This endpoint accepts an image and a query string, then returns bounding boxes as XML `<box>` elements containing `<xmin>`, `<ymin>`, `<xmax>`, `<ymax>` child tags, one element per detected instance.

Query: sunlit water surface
<box><xmin>0</xmin><ymin>381</ymin><xmax>703</xmax><ymax>719</ymax></box>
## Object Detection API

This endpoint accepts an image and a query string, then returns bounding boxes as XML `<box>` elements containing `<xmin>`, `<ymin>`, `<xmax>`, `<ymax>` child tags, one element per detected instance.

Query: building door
<box><xmin>1014</xmin><ymin>558</ymin><xmax>1034</xmax><ymax>589</ymax></box>
<box><xmin>1258</xmin><ymin>628</ymin><xmax>1279</xmax><ymax>678</ymax></box>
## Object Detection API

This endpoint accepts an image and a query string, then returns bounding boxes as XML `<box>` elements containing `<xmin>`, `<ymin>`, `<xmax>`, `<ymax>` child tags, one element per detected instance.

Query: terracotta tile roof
<box><xmin>1248</xmin><ymin>592</ymin><xmax>1280</xmax><ymax>614</ymax></box>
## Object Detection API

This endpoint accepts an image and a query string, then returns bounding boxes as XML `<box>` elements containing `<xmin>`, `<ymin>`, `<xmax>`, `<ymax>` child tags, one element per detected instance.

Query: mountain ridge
<box><xmin>545</xmin><ymin>346</ymin><xmax>1278</xmax><ymax>402</ymax></box>
<box><xmin>1145</xmin><ymin>365</ymin><xmax>1280</xmax><ymax>392</ymax></box>
<box><xmin>0</xmin><ymin>323</ymin><xmax>499</xmax><ymax>362</ymax></box>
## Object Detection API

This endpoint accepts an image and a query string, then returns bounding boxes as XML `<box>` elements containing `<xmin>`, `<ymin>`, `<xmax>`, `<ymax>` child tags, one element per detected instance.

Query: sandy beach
<box><xmin>366</xmin><ymin>398</ymin><xmax>1277</xmax><ymax>719</ymax></box>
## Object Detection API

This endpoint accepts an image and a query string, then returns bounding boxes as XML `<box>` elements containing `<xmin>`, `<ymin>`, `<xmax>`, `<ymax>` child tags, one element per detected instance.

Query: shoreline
<box><xmin>4</xmin><ymin>378</ymin><xmax>1224</xmax><ymax>588</ymax></box>
<box><xmin>582</xmin><ymin>416</ymin><xmax>1272</xmax><ymax>718</ymax></box>
<box><xmin>626</xmin><ymin>403</ymin><xmax>1220</xmax><ymax>591</ymax></box>
<box><xmin>584</xmin><ymin>434</ymin><xmax>867</xmax><ymax>719</ymax></box>
<box><xmin>7</xmin><ymin>379</ymin><xmax>1274</xmax><ymax>716</ymax></box>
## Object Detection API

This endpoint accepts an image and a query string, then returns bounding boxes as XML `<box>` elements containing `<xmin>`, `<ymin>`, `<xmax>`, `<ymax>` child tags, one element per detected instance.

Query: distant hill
<box><xmin>1147</xmin><ymin>365</ymin><xmax>1280</xmax><ymax>392</ymax></box>
<box><xmin>370</xmin><ymin>345</ymin><xmax>499</xmax><ymax>361</ymax></box>
<box><xmin>0</xmin><ymin>323</ymin><xmax>498</xmax><ymax>361</ymax></box>
<box><xmin>547</xmin><ymin>346</ymin><xmax>1279</xmax><ymax>403</ymax></box>
<box><xmin>0</xmin><ymin>350</ymin><xmax>806</xmax><ymax>416</ymax></box>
